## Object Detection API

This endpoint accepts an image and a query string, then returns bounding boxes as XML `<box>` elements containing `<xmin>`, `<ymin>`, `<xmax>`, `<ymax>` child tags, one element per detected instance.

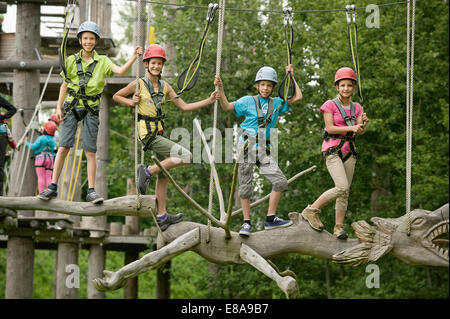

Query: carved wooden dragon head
<box><xmin>332</xmin><ymin>204</ymin><xmax>449</xmax><ymax>267</ymax></box>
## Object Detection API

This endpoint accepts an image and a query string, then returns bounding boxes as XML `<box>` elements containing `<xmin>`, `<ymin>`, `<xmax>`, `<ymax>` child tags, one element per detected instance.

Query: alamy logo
<box><xmin>65</xmin><ymin>264</ymin><xmax>80</xmax><ymax>289</ymax></box>
<box><xmin>365</xmin><ymin>264</ymin><xmax>380</xmax><ymax>288</ymax></box>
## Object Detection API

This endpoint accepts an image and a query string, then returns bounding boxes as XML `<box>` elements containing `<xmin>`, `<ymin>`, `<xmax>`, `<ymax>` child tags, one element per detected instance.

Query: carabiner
<box><xmin>345</xmin><ymin>5</ymin><xmax>351</xmax><ymax>24</ymax></box>
<box><xmin>351</xmin><ymin>4</ymin><xmax>357</xmax><ymax>24</ymax></box>
<box><xmin>207</xmin><ymin>3</ymin><xmax>219</xmax><ymax>22</ymax></box>
<box><xmin>282</xmin><ymin>7</ymin><xmax>293</xmax><ymax>26</ymax></box>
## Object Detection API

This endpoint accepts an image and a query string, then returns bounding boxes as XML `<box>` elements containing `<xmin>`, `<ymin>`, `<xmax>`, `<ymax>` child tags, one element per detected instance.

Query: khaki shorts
<box><xmin>238</xmin><ymin>149</ymin><xmax>288</xmax><ymax>199</ymax></box>
<box><xmin>142</xmin><ymin>134</ymin><xmax>192</xmax><ymax>178</ymax></box>
<box><xmin>59</xmin><ymin>107</ymin><xmax>99</xmax><ymax>153</ymax></box>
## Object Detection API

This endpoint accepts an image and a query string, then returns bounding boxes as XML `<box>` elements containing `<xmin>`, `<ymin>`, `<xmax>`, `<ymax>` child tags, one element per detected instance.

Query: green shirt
<box><xmin>61</xmin><ymin>50</ymin><xmax>116</xmax><ymax>109</ymax></box>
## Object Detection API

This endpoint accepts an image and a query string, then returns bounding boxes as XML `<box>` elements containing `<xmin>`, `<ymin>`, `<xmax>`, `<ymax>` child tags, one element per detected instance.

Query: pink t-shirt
<box><xmin>320</xmin><ymin>99</ymin><xmax>362</xmax><ymax>154</ymax></box>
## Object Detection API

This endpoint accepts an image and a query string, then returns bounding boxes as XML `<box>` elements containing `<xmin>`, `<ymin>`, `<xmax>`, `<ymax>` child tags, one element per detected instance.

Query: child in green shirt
<box><xmin>38</xmin><ymin>21</ymin><xmax>143</xmax><ymax>204</ymax></box>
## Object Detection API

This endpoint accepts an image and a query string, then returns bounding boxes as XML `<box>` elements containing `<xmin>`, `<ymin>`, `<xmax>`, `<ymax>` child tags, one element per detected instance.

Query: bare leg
<box><xmin>148</xmin><ymin>157</ymin><xmax>185</xmax><ymax>175</ymax></box>
<box><xmin>51</xmin><ymin>146</ymin><xmax>70</xmax><ymax>184</ymax></box>
<box><xmin>155</xmin><ymin>177</ymin><xmax>168</xmax><ymax>216</ymax></box>
<box><xmin>311</xmin><ymin>194</ymin><xmax>329</xmax><ymax>210</ymax></box>
<box><xmin>240</xmin><ymin>198</ymin><xmax>251</xmax><ymax>220</ymax></box>
<box><xmin>267</xmin><ymin>190</ymin><xmax>282</xmax><ymax>215</ymax></box>
<box><xmin>93</xmin><ymin>228</ymin><xmax>201</xmax><ymax>291</ymax></box>
<box><xmin>85</xmin><ymin>151</ymin><xmax>96</xmax><ymax>189</ymax></box>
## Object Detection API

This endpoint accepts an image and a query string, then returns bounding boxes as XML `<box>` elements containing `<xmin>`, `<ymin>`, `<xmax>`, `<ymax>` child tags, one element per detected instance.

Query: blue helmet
<box><xmin>255</xmin><ymin>66</ymin><xmax>278</xmax><ymax>84</ymax></box>
<box><xmin>77</xmin><ymin>21</ymin><xmax>100</xmax><ymax>40</ymax></box>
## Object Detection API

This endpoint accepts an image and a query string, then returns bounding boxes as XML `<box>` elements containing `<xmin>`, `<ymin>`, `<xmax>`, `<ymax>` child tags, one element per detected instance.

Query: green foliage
<box><xmin>1</xmin><ymin>0</ymin><xmax>447</xmax><ymax>299</ymax></box>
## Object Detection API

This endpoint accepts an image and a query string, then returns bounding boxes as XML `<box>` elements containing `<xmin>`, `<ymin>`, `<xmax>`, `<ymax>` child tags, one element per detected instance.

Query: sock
<box><xmin>157</xmin><ymin>213</ymin><xmax>168</xmax><ymax>221</ymax></box>
<box><xmin>244</xmin><ymin>219</ymin><xmax>251</xmax><ymax>226</ymax></box>
<box><xmin>144</xmin><ymin>166</ymin><xmax>152</xmax><ymax>177</ymax></box>
<box><xmin>87</xmin><ymin>188</ymin><xmax>95</xmax><ymax>194</ymax></box>
<box><xmin>48</xmin><ymin>183</ymin><xmax>57</xmax><ymax>191</ymax></box>
<box><xmin>266</xmin><ymin>215</ymin><xmax>275</xmax><ymax>222</ymax></box>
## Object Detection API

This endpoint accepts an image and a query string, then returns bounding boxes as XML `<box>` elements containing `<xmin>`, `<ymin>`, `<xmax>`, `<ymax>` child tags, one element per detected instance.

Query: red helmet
<box><xmin>143</xmin><ymin>44</ymin><xmax>166</xmax><ymax>62</ymax></box>
<box><xmin>48</xmin><ymin>114</ymin><xmax>60</xmax><ymax>126</ymax></box>
<box><xmin>0</xmin><ymin>112</ymin><xmax>8</xmax><ymax>124</ymax></box>
<box><xmin>334</xmin><ymin>67</ymin><xmax>357</xmax><ymax>85</ymax></box>
<box><xmin>44</xmin><ymin>121</ymin><xmax>57</xmax><ymax>136</ymax></box>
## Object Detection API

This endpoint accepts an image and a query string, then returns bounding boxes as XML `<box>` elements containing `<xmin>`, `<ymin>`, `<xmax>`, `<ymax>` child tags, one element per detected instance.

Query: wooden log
<box><xmin>55</xmin><ymin>243</ymin><xmax>78</xmax><ymax>299</ymax></box>
<box><xmin>5</xmin><ymin>236</ymin><xmax>34</xmax><ymax>298</ymax></box>
<box><xmin>110</xmin><ymin>222</ymin><xmax>123</xmax><ymax>236</ymax></box>
<box><xmin>0</xmin><ymin>195</ymin><xmax>157</xmax><ymax>217</ymax></box>
<box><xmin>0</xmin><ymin>60</ymin><xmax>60</xmax><ymax>71</ymax></box>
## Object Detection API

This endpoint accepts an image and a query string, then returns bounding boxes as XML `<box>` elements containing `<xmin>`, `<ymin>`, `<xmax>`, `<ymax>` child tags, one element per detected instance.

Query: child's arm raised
<box><xmin>166</xmin><ymin>82</ymin><xmax>218</xmax><ymax>112</ymax></box>
<box><xmin>214</xmin><ymin>76</ymin><xmax>234</xmax><ymax>111</ymax></box>
<box><xmin>113</xmin><ymin>80</ymin><xmax>140</xmax><ymax>107</ymax></box>
<box><xmin>286</xmin><ymin>64</ymin><xmax>303</xmax><ymax>105</ymax></box>
<box><xmin>111</xmin><ymin>46</ymin><xmax>143</xmax><ymax>76</ymax></box>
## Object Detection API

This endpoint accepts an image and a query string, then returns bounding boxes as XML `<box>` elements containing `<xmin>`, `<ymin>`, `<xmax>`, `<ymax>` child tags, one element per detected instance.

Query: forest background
<box><xmin>0</xmin><ymin>0</ymin><xmax>448</xmax><ymax>298</ymax></box>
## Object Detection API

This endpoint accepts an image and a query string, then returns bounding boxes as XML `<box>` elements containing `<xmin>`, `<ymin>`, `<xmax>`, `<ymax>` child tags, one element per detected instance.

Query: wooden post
<box><xmin>156</xmin><ymin>261</ymin><xmax>171</xmax><ymax>299</ymax></box>
<box><xmin>84</xmin><ymin>92</ymin><xmax>110</xmax><ymax>299</ymax></box>
<box><xmin>54</xmin><ymin>119</ymin><xmax>82</xmax><ymax>299</ymax></box>
<box><xmin>5</xmin><ymin>237</ymin><xmax>34</xmax><ymax>298</ymax></box>
<box><xmin>5</xmin><ymin>2</ymin><xmax>40</xmax><ymax>299</ymax></box>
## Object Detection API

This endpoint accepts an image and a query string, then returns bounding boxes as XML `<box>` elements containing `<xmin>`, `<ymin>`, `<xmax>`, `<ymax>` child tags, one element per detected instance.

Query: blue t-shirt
<box><xmin>26</xmin><ymin>134</ymin><xmax>56</xmax><ymax>156</ymax></box>
<box><xmin>233</xmin><ymin>95</ymin><xmax>290</xmax><ymax>142</ymax></box>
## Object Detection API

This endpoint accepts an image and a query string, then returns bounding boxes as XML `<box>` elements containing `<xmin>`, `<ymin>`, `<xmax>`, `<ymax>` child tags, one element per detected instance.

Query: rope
<box><xmin>346</xmin><ymin>5</ymin><xmax>363</xmax><ymax>104</ymax></box>
<box><xmin>278</xmin><ymin>7</ymin><xmax>295</xmax><ymax>102</ymax></box>
<box><xmin>406</xmin><ymin>0</ymin><xmax>416</xmax><ymax>236</ymax></box>
<box><xmin>207</xmin><ymin>0</ymin><xmax>225</xmax><ymax>243</ymax></box>
<box><xmin>135</xmin><ymin>0</ymin><xmax>143</xmax><ymax>211</ymax></box>
<box><xmin>10</xmin><ymin>66</ymin><xmax>54</xmax><ymax>196</ymax></box>
<box><xmin>176</xmin><ymin>3</ymin><xmax>219</xmax><ymax>95</ymax></box>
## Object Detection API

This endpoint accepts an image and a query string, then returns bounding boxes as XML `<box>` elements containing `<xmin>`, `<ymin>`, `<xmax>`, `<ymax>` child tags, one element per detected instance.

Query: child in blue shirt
<box><xmin>214</xmin><ymin>64</ymin><xmax>302</xmax><ymax>236</ymax></box>
<box><xmin>24</xmin><ymin>121</ymin><xmax>57</xmax><ymax>194</ymax></box>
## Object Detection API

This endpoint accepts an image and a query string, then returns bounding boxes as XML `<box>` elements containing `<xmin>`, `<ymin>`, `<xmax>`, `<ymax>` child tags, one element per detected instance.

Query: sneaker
<box><xmin>264</xmin><ymin>216</ymin><xmax>293</xmax><ymax>230</ymax></box>
<box><xmin>86</xmin><ymin>190</ymin><xmax>104</xmax><ymax>204</ymax></box>
<box><xmin>38</xmin><ymin>187</ymin><xmax>58</xmax><ymax>200</ymax></box>
<box><xmin>239</xmin><ymin>223</ymin><xmax>251</xmax><ymax>237</ymax></box>
<box><xmin>137</xmin><ymin>164</ymin><xmax>152</xmax><ymax>195</ymax></box>
<box><xmin>334</xmin><ymin>224</ymin><xmax>348</xmax><ymax>239</ymax></box>
<box><xmin>301</xmin><ymin>205</ymin><xmax>324</xmax><ymax>231</ymax></box>
<box><xmin>157</xmin><ymin>213</ymin><xmax>183</xmax><ymax>231</ymax></box>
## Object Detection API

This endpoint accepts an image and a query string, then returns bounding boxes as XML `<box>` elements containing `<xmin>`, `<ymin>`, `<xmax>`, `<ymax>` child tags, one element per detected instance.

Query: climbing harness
<box><xmin>405</xmin><ymin>0</ymin><xmax>416</xmax><ymax>236</ymax></box>
<box><xmin>63</xmin><ymin>53</ymin><xmax>100</xmax><ymax>122</ymax></box>
<box><xmin>59</xmin><ymin>0</ymin><xmax>77</xmax><ymax>83</ymax></box>
<box><xmin>278</xmin><ymin>7</ymin><xmax>296</xmax><ymax>102</ymax></box>
<box><xmin>138</xmin><ymin>77</ymin><xmax>166</xmax><ymax>152</ymax></box>
<box><xmin>176</xmin><ymin>3</ymin><xmax>219</xmax><ymax>95</ymax></box>
<box><xmin>345</xmin><ymin>5</ymin><xmax>363</xmax><ymax>104</ymax></box>
<box><xmin>322</xmin><ymin>98</ymin><xmax>358</xmax><ymax>162</ymax></box>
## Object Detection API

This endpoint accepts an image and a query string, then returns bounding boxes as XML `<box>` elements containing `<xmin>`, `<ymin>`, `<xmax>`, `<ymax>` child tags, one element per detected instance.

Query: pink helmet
<box><xmin>48</xmin><ymin>114</ymin><xmax>60</xmax><ymax>126</ymax></box>
<box><xmin>143</xmin><ymin>44</ymin><xmax>166</xmax><ymax>62</ymax></box>
<box><xmin>334</xmin><ymin>67</ymin><xmax>357</xmax><ymax>85</ymax></box>
<box><xmin>44</xmin><ymin>121</ymin><xmax>57</xmax><ymax>136</ymax></box>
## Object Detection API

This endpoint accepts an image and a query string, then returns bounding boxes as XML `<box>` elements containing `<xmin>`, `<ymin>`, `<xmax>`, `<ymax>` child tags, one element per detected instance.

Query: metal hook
<box><xmin>345</xmin><ymin>5</ymin><xmax>351</xmax><ymax>24</ymax></box>
<box><xmin>351</xmin><ymin>4</ymin><xmax>356</xmax><ymax>24</ymax></box>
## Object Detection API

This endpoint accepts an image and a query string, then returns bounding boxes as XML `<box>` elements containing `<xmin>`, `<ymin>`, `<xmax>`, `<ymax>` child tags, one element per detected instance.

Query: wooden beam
<box><xmin>0</xmin><ymin>60</ymin><xmax>60</xmax><ymax>71</ymax></box>
<box><xmin>0</xmin><ymin>195</ymin><xmax>157</xmax><ymax>217</ymax></box>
